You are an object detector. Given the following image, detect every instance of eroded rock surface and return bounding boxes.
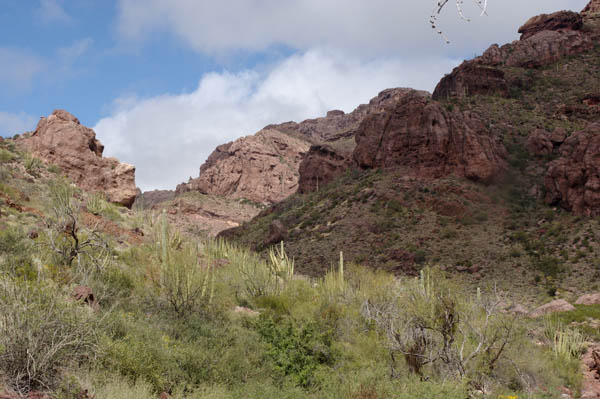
[297,145,353,194]
[179,88,420,204]
[18,110,137,207]
[352,91,507,184]
[177,129,309,204]
[518,11,583,41]
[545,124,600,216]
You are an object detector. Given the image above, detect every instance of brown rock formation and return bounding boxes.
[18,110,137,207]
[352,91,507,184]
[576,293,600,305]
[180,88,420,204]
[297,145,353,193]
[518,11,583,41]
[435,8,596,100]
[529,299,575,318]
[526,129,554,157]
[545,124,600,216]
[271,88,420,143]
[432,64,508,100]
[177,129,310,204]
[582,0,600,18]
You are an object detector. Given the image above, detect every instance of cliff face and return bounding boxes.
[178,88,422,204]
[18,110,137,207]
[176,129,310,204]
[352,91,507,184]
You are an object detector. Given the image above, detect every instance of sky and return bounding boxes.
[0,0,589,191]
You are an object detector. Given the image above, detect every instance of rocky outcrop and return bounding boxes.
[434,7,596,100]
[433,64,508,100]
[271,88,419,143]
[518,11,583,41]
[352,91,507,184]
[582,346,600,399]
[582,0,600,18]
[526,129,554,157]
[177,129,310,204]
[576,293,600,305]
[297,145,353,193]
[180,88,420,204]
[18,110,137,207]
[529,299,575,318]
[545,124,600,216]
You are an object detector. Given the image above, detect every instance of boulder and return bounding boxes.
[72,285,98,309]
[526,129,554,157]
[545,124,600,216]
[297,145,353,194]
[529,299,575,317]
[352,91,507,184]
[432,64,508,100]
[518,11,583,41]
[18,110,137,207]
[576,293,600,305]
[233,306,260,317]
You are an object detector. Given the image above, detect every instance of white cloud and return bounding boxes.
[0,48,46,93]
[94,49,459,191]
[0,111,37,137]
[37,0,71,24]
[116,0,589,57]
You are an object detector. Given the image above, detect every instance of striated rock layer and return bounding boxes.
[18,110,137,207]
[353,91,507,184]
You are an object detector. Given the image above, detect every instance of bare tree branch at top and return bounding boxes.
[431,0,489,43]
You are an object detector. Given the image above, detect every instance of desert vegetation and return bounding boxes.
[0,139,591,398]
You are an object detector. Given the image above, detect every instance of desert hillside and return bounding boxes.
[1,2,600,399]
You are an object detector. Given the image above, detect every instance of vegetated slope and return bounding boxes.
[0,137,594,399]
[222,5,600,301]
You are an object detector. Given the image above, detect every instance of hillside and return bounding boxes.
[2,2,600,399]
[222,4,600,303]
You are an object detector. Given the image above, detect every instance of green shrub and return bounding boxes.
[24,154,42,176]
[0,279,99,392]
[0,227,36,280]
[151,211,214,316]
[255,315,337,388]
[0,148,15,163]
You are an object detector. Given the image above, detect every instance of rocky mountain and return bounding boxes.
[177,88,421,204]
[220,0,600,280]
[17,110,138,207]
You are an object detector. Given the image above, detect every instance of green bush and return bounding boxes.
[0,226,36,280]
[255,315,337,388]
[0,279,99,392]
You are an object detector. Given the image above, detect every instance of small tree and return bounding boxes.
[42,180,109,273]
[361,268,518,392]
[0,278,99,393]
